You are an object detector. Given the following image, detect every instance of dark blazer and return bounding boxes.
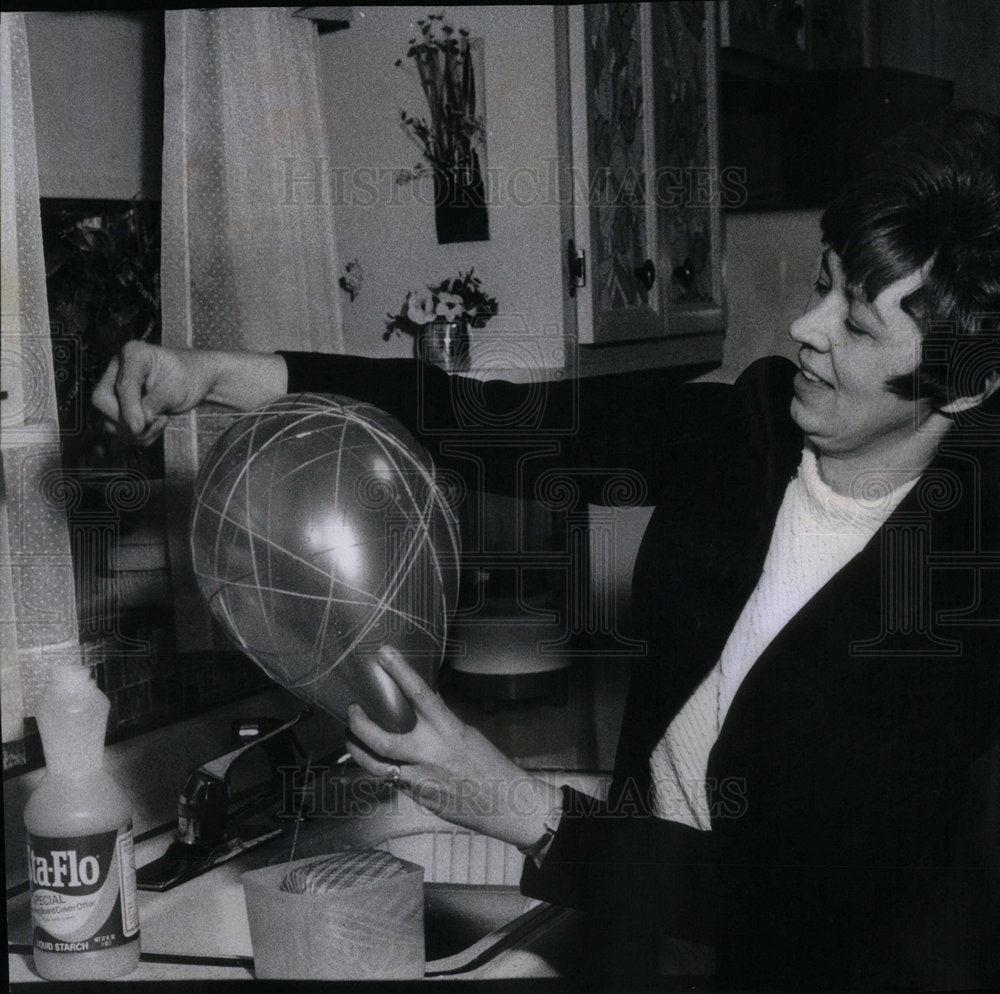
[282,352,1000,990]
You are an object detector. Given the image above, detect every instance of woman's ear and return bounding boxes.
[938,370,1000,415]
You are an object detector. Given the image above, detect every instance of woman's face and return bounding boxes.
[789,249,940,468]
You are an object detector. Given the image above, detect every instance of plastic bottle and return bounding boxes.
[23,663,140,980]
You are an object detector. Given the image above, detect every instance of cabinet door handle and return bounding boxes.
[634,259,656,291]
[567,239,586,296]
[672,257,695,290]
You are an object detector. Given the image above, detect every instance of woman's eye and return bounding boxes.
[813,280,832,296]
[845,317,868,337]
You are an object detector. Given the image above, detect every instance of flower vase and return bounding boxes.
[433,165,490,245]
[417,319,471,373]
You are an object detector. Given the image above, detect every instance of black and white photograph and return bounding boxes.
[3,4,999,991]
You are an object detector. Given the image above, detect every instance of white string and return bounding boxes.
[287,751,314,869]
[190,395,460,697]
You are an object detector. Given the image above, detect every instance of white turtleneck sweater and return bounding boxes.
[649,445,919,828]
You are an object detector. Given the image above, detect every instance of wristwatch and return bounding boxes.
[517,788,565,860]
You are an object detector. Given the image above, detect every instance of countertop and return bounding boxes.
[6,689,610,987]
[8,821,587,985]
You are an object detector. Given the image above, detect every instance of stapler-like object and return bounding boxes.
[137,709,312,891]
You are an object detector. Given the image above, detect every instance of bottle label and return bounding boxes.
[27,823,140,953]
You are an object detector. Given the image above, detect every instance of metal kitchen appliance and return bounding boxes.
[136,709,312,891]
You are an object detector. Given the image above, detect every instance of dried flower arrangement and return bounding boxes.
[395,13,485,180]
[395,13,490,242]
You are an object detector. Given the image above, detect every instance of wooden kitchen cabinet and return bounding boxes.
[718,0,871,71]
[874,0,1000,114]
[557,3,726,354]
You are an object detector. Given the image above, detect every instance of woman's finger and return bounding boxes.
[92,355,122,423]
[346,732,410,785]
[348,702,410,761]
[375,646,455,730]
[136,415,169,447]
[345,734,395,772]
[115,345,151,435]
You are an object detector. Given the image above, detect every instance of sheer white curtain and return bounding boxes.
[1,12,81,756]
[160,8,345,649]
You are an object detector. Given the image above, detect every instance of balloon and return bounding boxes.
[190,393,460,733]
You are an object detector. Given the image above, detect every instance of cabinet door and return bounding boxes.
[651,2,725,336]
[567,3,724,345]
[568,3,663,344]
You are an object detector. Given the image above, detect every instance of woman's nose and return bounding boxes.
[790,293,840,351]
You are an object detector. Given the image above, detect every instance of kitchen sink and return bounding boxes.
[370,828,539,965]
[215,769,603,977]
[423,882,536,962]
[243,813,546,972]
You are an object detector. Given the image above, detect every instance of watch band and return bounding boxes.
[517,788,565,859]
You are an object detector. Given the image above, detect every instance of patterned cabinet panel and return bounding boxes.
[568,3,724,346]
[587,3,648,316]
[653,1,724,333]
[569,3,662,344]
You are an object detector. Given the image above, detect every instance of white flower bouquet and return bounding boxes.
[384,269,498,341]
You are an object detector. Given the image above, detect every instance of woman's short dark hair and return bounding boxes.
[820,108,1000,408]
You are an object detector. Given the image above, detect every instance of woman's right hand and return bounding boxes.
[347,647,563,849]
[92,342,211,446]
[92,342,289,445]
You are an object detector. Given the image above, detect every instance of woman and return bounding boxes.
[95,110,1000,988]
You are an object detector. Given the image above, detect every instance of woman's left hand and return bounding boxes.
[347,646,562,850]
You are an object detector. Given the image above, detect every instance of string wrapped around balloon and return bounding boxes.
[190,393,460,732]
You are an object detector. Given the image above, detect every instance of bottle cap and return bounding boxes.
[36,663,110,774]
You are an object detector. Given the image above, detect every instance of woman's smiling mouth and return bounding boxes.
[797,363,833,388]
